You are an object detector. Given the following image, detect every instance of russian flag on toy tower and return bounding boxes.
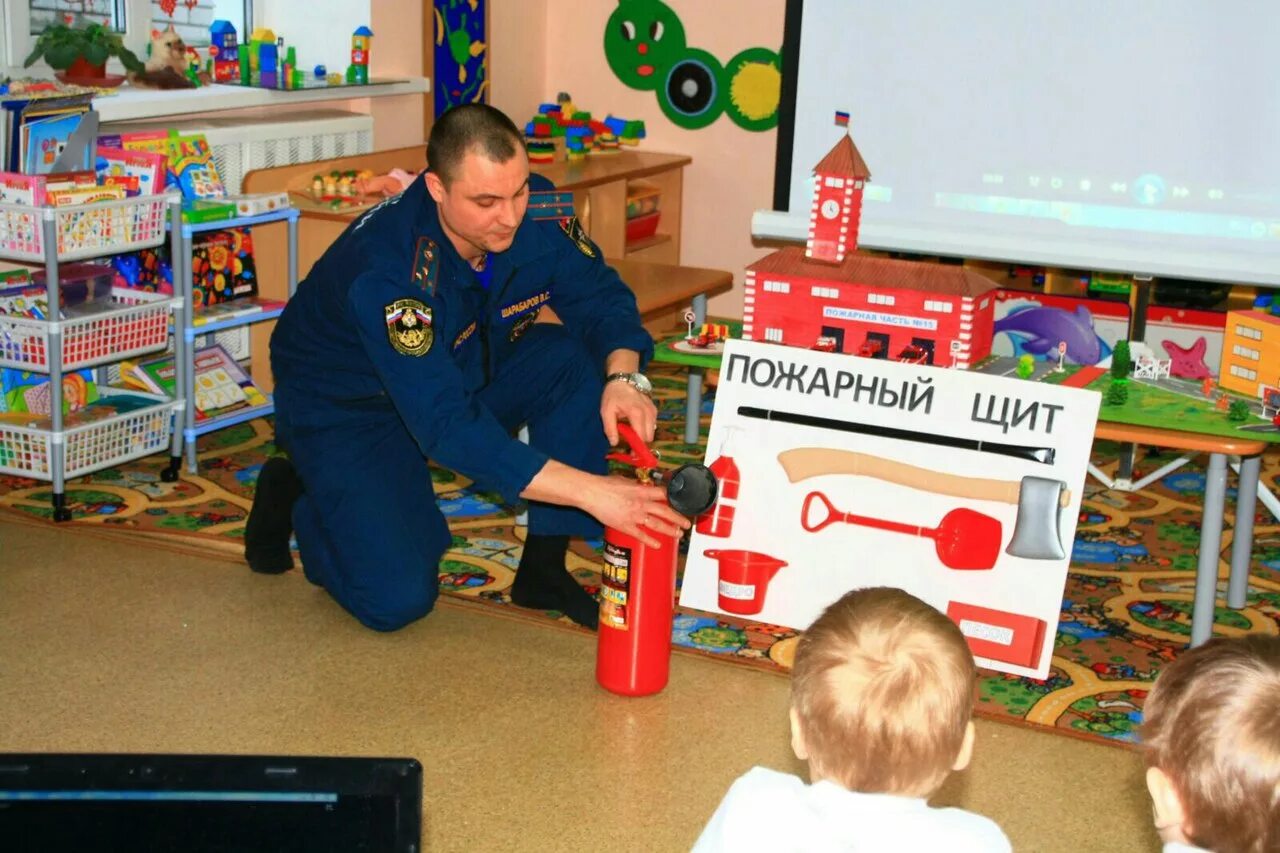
[834,111,850,127]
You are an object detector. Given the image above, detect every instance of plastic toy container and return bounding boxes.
[625,181,661,219]
[0,389,177,479]
[0,195,169,263]
[625,211,661,244]
[0,288,171,372]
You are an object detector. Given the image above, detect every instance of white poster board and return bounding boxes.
[679,340,1101,678]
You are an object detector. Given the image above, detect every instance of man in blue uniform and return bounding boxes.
[244,104,688,631]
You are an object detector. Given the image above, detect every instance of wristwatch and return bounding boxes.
[605,371,653,398]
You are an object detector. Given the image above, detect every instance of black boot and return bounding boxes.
[244,456,303,574]
[509,533,599,629]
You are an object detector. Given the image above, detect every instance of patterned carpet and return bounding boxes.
[3,365,1278,747]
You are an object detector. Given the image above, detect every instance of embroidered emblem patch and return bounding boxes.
[384,299,433,356]
[509,312,538,342]
[411,237,439,294]
[560,216,596,258]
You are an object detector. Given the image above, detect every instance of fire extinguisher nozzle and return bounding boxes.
[666,464,719,516]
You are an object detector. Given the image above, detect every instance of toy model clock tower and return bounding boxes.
[805,120,871,264]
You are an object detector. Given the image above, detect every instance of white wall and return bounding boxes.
[255,0,372,78]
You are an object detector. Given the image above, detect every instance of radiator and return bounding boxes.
[101,109,375,193]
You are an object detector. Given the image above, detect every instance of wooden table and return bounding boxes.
[1093,422,1269,646]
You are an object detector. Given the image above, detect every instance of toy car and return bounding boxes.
[811,336,838,353]
[898,344,929,364]
[857,340,883,358]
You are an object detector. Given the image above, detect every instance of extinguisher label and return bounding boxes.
[600,541,632,630]
[718,580,756,601]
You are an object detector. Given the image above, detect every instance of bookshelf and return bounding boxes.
[160,206,300,479]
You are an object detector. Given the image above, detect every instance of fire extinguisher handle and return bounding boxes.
[606,422,660,469]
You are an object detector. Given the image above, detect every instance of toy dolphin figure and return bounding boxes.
[994,304,1102,365]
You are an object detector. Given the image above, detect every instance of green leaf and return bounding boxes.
[23,45,44,68]
[45,43,79,70]
[83,42,108,66]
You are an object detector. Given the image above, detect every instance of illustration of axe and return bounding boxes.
[776,447,1070,560]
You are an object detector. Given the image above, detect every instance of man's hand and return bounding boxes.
[601,379,657,446]
[583,475,691,547]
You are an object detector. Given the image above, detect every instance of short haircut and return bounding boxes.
[790,587,976,797]
[426,104,525,187]
[1141,635,1280,853]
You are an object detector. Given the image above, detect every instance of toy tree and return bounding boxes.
[1105,380,1129,406]
[1111,340,1131,380]
[1016,354,1035,379]
[1228,400,1250,421]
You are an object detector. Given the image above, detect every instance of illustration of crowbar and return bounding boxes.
[776,447,1071,561]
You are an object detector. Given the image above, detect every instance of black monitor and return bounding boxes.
[0,754,422,852]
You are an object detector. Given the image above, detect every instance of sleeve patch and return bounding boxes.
[559,215,597,258]
[385,299,434,356]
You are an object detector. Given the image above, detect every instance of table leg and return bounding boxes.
[1191,453,1228,646]
[1227,454,1261,610]
[685,367,704,445]
[683,293,709,446]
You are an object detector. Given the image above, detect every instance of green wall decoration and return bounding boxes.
[604,0,779,131]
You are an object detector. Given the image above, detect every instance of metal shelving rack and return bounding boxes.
[0,195,183,520]
[161,207,299,479]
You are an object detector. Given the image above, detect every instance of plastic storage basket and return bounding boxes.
[0,288,172,372]
[0,390,177,480]
[0,195,169,263]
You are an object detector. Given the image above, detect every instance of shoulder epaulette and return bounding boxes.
[528,190,574,221]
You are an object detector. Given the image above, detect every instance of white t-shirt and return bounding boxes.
[691,766,1011,853]
[1164,843,1213,853]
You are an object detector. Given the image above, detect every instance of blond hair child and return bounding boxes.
[692,587,1010,852]
[1142,634,1280,853]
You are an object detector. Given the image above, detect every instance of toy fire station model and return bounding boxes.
[743,125,997,368]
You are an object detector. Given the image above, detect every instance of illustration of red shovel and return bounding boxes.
[800,491,1002,570]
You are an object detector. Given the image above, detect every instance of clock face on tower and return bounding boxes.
[820,198,840,220]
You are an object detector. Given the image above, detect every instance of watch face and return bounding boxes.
[820,198,840,220]
[633,372,653,394]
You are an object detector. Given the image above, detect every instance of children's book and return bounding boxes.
[166,133,226,201]
[192,297,284,327]
[191,227,258,306]
[0,171,46,205]
[95,147,168,197]
[120,353,177,397]
[1,368,98,415]
[21,111,88,175]
[192,343,266,420]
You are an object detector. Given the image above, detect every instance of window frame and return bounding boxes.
[3,0,252,75]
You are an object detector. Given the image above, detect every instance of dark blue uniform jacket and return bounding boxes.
[271,172,654,504]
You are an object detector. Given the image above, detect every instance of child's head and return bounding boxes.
[788,586,976,798]
[1141,635,1280,853]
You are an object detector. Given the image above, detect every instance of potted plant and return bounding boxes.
[23,21,145,83]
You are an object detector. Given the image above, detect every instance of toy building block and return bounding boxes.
[209,19,240,83]
[1219,307,1279,397]
[348,26,373,84]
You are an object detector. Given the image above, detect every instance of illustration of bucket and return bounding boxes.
[703,549,787,615]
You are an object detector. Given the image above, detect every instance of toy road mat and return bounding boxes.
[1,364,1278,747]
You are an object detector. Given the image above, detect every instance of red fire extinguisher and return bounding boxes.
[596,423,717,697]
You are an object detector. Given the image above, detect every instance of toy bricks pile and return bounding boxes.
[524,94,645,164]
